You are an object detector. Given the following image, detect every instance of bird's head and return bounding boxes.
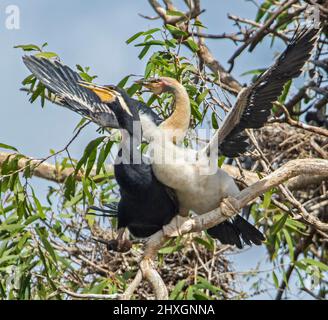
[79,81,141,137]
[135,76,180,95]
[79,81,134,118]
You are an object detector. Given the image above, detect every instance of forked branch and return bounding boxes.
[122,158,328,299]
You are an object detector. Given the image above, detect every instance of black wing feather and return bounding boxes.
[219,27,319,157]
[23,55,163,127]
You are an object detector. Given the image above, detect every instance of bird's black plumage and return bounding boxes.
[207,215,265,249]
[218,27,319,157]
[22,55,163,128]
[22,55,178,238]
[98,90,179,237]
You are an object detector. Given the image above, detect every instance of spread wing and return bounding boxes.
[23,55,120,128]
[204,27,319,158]
[23,56,164,128]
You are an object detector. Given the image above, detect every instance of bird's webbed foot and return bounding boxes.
[220,196,240,218]
[162,215,193,238]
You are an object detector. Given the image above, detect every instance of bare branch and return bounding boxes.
[0,151,114,183]
[228,0,299,70]
[123,158,328,298]
[276,103,328,138]
[147,0,242,94]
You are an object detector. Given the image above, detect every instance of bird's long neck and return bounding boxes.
[118,123,142,164]
[160,82,191,144]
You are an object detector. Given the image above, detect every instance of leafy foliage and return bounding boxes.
[1,0,328,300]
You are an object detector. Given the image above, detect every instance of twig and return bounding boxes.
[58,286,119,300]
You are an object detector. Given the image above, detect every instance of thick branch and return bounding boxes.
[1,151,326,190]
[0,152,114,183]
[124,158,328,299]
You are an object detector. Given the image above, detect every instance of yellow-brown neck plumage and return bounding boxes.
[160,78,191,144]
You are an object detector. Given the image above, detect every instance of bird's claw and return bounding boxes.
[162,215,192,237]
[220,196,240,217]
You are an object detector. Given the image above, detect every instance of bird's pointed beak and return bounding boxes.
[134,78,152,88]
[134,78,145,85]
[78,81,115,103]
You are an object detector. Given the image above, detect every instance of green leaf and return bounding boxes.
[64,194,83,208]
[138,46,151,60]
[197,277,222,296]
[127,83,141,96]
[272,214,288,235]
[169,280,186,300]
[86,146,98,178]
[211,113,219,129]
[126,31,144,44]
[190,100,203,120]
[135,40,165,47]
[186,286,194,300]
[22,74,36,86]
[79,72,97,82]
[29,83,46,105]
[255,0,273,22]
[24,214,42,226]
[302,258,328,272]
[218,156,225,168]
[36,228,57,263]
[32,192,46,219]
[159,244,183,254]
[75,136,106,174]
[186,38,199,52]
[282,229,294,262]
[262,190,272,209]
[278,80,292,104]
[34,52,58,59]
[96,141,113,174]
[193,20,207,29]
[166,10,185,17]
[0,143,18,152]
[142,28,161,36]
[117,76,130,88]
[194,237,214,251]
[166,24,188,37]
[196,89,209,105]
[272,271,279,288]
[0,223,24,233]
[14,44,42,52]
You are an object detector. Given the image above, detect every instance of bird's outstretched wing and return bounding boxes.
[23,56,164,128]
[204,27,320,158]
[23,55,120,128]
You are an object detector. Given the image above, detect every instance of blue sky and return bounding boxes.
[0,1,298,299]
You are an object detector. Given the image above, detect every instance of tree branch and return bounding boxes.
[123,158,328,299]
[147,0,242,95]
[1,151,326,190]
[0,151,114,183]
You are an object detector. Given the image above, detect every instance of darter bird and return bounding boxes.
[134,27,319,248]
[22,56,179,247]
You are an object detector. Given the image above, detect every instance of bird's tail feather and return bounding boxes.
[88,203,119,217]
[207,214,265,248]
[207,222,243,249]
[234,215,265,246]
